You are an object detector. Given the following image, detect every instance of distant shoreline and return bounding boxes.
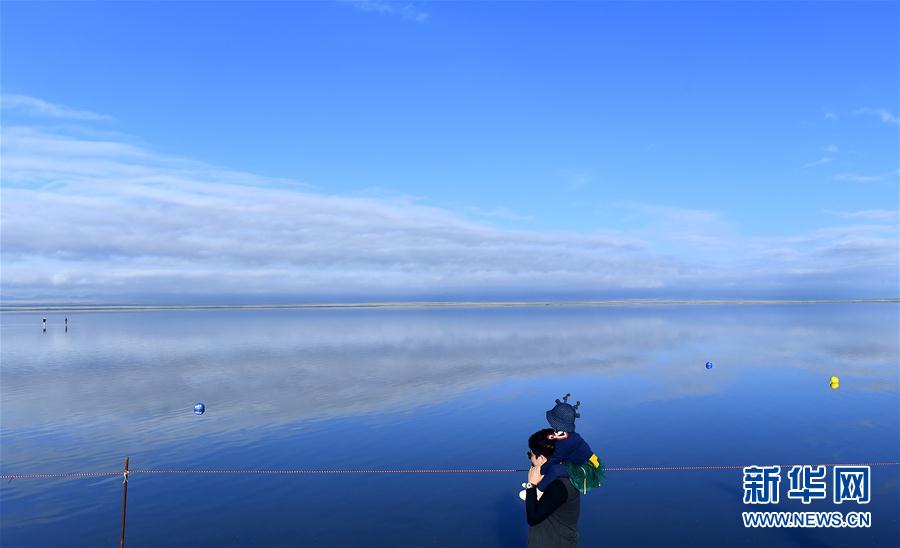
[1,299,898,312]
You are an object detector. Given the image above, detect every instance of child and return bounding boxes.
[538,394,603,494]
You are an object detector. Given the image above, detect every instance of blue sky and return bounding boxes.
[1,1,898,303]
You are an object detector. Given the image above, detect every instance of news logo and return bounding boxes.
[741,465,872,529]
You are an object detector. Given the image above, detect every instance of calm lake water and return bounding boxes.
[1,304,898,547]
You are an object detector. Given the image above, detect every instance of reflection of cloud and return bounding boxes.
[1,311,668,433]
[2,305,896,469]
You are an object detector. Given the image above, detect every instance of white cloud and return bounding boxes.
[1,94,111,121]
[802,157,832,168]
[2,125,674,301]
[823,209,899,222]
[559,170,595,190]
[854,107,900,125]
[824,144,839,154]
[833,173,885,183]
[344,0,429,22]
[1,111,897,303]
[466,206,534,222]
[620,201,724,226]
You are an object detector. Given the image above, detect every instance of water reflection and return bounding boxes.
[2,306,896,460]
[1,305,898,547]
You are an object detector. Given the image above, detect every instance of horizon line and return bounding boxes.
[2,298,898,313]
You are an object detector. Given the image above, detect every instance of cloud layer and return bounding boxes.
[1,99,898,303]
[1,94,111,121]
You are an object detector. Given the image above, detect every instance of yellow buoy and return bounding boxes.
[829,375,840,390]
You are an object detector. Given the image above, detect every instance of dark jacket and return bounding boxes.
[538,432,593,491]
[526,477,580,548]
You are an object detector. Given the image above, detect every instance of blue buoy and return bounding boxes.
[705,361,713,369]
[193,403,205,415]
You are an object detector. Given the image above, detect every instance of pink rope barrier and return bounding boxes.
[3,461,898,480]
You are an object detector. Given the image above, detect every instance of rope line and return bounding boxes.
[3,461,899,480]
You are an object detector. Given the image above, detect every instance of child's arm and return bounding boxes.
[536,463,568,491]
[539,455,564,476]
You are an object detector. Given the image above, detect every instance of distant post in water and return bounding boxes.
[42,318,47,332]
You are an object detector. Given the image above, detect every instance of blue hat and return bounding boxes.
[546,393,580,432]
